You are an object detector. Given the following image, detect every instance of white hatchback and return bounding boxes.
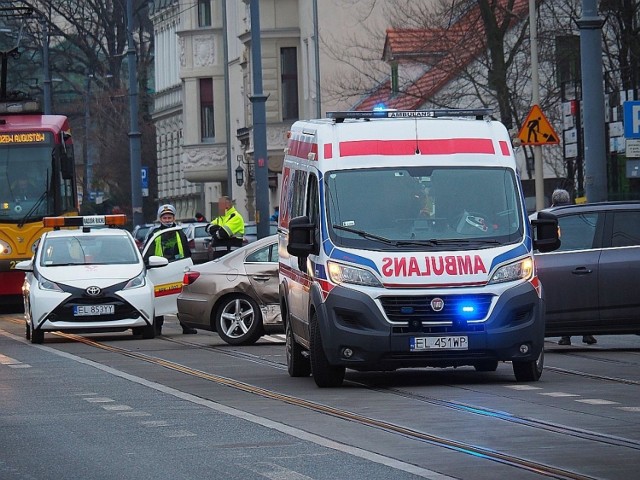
[16,215,193,343]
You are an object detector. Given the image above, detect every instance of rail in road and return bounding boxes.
[2,314,640,479]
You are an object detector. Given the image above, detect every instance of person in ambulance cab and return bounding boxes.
[145,204,197,335]
[206,196,245,259]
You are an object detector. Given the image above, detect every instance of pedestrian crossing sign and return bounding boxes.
[517,105,559,146]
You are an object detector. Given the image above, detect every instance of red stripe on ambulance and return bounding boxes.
[339,138,495,157]
[381,255,487,277]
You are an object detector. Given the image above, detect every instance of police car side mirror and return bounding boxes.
[287,215,316,257]
[531,211,561,253]
[14,259,33,272]
[147,255,169,268]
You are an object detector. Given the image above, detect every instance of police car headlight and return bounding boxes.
[0,239,11,255]
[489,257,533,284]
[123,272,146,290]
[39,276,63,292]
[327,261,382,287]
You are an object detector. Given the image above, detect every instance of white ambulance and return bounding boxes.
[278,109,559,387]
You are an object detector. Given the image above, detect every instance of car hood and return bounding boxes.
[39,264,143,285]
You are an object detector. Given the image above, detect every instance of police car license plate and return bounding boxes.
[74,305,114,316]
[410,336,468,351]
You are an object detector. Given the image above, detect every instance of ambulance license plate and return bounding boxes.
[410,336,468,351]
[74,305,115,316]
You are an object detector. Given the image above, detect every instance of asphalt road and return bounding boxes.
[2,312,639,480]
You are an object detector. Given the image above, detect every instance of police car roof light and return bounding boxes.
[43,214,127,229]
[327,109,493,123]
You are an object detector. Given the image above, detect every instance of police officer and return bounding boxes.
[148,204,197,335]
[206,196,245,259]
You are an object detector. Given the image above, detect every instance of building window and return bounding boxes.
[391,64,399,93]
[198,0,211,27]
[200,78,214,141]
[280,47,299,120]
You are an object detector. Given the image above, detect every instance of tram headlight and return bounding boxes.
[0,240,11,255]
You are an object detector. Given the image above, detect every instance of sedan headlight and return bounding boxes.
[327,261,383,287]
[39,276,63,292]
[123,272,146,290]
[489,257,533,284]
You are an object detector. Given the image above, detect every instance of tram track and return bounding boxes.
[33,331,634,480]
[2,317,637,479]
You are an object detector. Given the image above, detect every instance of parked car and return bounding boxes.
[242,221,278,244]
[182,222,210,264]
[177,235,282,345]
[132,223,158,251]
[533,201,640,337]
[14,215,187,343]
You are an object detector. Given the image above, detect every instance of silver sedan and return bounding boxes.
[177,235,282,345]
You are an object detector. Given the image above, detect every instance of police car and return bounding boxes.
[16,215,192,344]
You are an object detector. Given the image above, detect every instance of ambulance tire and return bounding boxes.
[513,350,544,382]
[309,312,345,387]
[474,359,499,372]
[25,322,31,340]
[30,327,44,344]
[286,319,310,377]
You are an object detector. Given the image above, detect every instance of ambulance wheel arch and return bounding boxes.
[142,226,193,316]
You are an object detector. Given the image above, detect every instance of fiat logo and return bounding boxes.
[85,286,101,297]
[430,297,445,312]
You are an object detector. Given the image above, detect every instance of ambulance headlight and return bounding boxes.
[123,272,146,290]
[489,257,533,284]
[327,261,382,287]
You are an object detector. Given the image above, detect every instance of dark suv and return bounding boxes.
[533,202,640,337]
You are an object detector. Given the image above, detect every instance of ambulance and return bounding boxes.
[278,109,559,387]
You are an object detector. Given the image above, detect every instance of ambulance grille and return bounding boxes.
[380,294,493,323]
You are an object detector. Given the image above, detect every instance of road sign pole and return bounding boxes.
[528,0,545,211]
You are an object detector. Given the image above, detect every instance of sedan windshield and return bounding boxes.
[41,235,139,266]
[325,166,523,250]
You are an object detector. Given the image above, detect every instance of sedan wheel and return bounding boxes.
[215,295,263,345]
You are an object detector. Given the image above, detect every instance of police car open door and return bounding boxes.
[142,226,194,316]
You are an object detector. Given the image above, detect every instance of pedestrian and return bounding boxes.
[195,212,207,223]
[147,204,198,335]
[206,196,245,259]
[270,206,279,222]
[551,189,597,346]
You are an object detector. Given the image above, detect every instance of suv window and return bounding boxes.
[611,211,640,247]
[556,213,599,252]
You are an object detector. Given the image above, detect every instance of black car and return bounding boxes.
[533,201,640,337]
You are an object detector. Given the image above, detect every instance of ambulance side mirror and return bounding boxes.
[287,215,317,257]
[531,211,560,253]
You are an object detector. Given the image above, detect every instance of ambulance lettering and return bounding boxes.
[381,255,487,277]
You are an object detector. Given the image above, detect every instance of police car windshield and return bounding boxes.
[40,235,139,266]
[325,166,523,250]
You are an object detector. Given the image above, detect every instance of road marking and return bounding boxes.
[101,404,134,411]
[140,420,171,427]
[117,411,152,417]
[617,407,640,412]
[164,429,197,438]
[575,399,619,405]
[505,385,542,391]
[0,353,29,367]
[539,392,580,397]
[83,397,115,403]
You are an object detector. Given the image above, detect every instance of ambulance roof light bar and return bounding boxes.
[43,215,127,230]
[327,108,493,123]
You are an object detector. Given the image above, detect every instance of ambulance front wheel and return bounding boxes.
[309,312,345,387]
[513,350,544,382]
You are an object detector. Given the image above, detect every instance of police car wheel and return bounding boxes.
[215,295,263,346]
[309,312,345,388]
[30,328,44,344]
[286,318,310,377]
[513,350,544,382]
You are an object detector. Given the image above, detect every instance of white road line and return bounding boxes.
[83,397,115,403]
[575,399,619,405]
[539,392,580,397]
[505,385,542,391]
[617,407,640,412]
[101,404,134,411]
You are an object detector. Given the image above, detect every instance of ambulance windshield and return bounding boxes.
[325,166,523,250]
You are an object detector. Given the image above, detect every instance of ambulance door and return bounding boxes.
[143,226,194,316]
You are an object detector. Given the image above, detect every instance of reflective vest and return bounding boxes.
[210,206,245,239]
[154,231,185,259]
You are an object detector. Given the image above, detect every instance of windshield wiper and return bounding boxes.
[396,238,501,248]
[332,224,395,245]
[18,190,48,228]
